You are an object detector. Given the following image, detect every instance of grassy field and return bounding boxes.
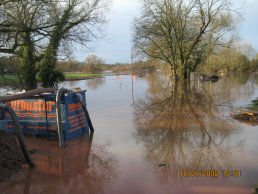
[64,73,101,79]
[0,73,102,85]
[0,74,19,85]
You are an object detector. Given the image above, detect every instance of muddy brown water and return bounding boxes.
[0,73,258,194]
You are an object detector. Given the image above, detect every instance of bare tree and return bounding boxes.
[0,0,51,88]
[133,0,242,81]
[84,54,105,73]
[39,0,110,87]
[0,0,110,89]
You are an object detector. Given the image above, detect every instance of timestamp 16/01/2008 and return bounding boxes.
[179,169,241,177]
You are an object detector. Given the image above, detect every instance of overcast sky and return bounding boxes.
[74,0,258,64]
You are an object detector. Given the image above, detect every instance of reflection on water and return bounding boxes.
[197,73,258,108]
[134,73,258,192]
[63,77,106,90]
[134,78,242,182]
[86,77,106,90]
[0,133,118,194]
[1,73,258,194]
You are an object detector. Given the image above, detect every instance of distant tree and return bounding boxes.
[133,0,242,81]
[84,54,105,73]
[250,54,258,72]
[235,54,250,72]
[56,60,81,73]
[236,43,257,60]
[203,48,238,73]
[202,46,255,73]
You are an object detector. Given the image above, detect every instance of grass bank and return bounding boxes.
[0,75,19,85]
[64,73,102,80]
[0,73,103,86]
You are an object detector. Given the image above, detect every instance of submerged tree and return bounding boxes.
[0,0,110,89]
[133,0,242,81]
[133,74,245,182]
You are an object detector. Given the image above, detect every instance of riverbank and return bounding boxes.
[0,75,18,86]
[0,72,134,86]
[64,73,102,81]
[0,73,103,86]
[0,131,25,182]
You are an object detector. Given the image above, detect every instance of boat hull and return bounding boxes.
[0,91,89,141]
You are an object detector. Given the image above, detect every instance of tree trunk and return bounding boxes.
[38,47,57,87]
[19,33,37,90]
[38,23,65,88]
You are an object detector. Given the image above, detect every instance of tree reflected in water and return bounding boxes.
[86,77,106,90]
[134,75,246,183]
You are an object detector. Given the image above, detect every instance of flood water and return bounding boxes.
[1,72,258,194]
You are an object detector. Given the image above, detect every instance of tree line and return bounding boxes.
[0,54,156,76]
[1,46,257,85]
[0,0,257,90]
[56,55,157,74]
[202,45,258,73]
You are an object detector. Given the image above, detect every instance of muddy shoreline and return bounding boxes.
[0,131,25,182]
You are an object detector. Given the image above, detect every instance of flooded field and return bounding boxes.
[0,73,258,194]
